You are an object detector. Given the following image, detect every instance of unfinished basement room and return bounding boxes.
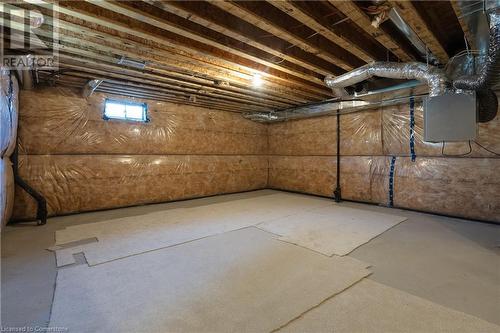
[1,0,499,332]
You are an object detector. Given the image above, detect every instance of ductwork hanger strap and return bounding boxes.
[409,96,416,162]
[388,156,397,207]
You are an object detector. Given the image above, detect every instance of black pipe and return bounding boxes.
[334,110,342,202]
[11,147,47,225]
[6,71,47,225]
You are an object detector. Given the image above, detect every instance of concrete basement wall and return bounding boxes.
[12,87,268,219]
[11,86,500,223]
[268,101,500,223]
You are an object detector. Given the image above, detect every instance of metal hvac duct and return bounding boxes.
[324,62,448,97]
[82,79,104,97]
[243,95,426,123]
[453,9,500,90]
[21,69,34,90]
[387,8,439,65]
[18,55,35,90]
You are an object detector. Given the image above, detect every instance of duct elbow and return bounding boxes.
[453,9,500,91]
[82,79,104,98]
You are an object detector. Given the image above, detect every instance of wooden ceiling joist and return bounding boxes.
[207,0,364,72]
[449,1,476,50]
[43,72,260,113]
[8,0,466,113]
[147,0,347,75]
[280,1,400,61]
[268,0,378,64]
[56,54,277,110]
[14,0,340,113]
[328,0,414,61]
[17,8,320,105]
[5,21,295,110]
[81,0,330,83]
[39,73,258,113]
[388,1,450,63]
[5,18,307,108]
[28,0,331,96]
[43,36,295,109]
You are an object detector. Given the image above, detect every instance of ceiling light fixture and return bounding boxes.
[252,73,263,87]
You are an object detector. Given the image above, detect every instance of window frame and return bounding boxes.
[103,98,149,123]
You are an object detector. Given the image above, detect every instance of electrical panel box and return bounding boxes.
[424,92,477,142]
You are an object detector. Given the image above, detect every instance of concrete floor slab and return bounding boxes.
[54,192,331,265]
[2,190,499,329]
[49,227,370,333]
[279,279,500,332]
[258,205,406,256]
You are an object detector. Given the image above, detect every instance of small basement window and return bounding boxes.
[104,99,149,122]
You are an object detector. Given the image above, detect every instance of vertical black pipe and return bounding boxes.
[334,110,342,202]
[7,71,47,225]
[11,147,47,225]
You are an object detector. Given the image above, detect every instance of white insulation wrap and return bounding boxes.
[1,67,19,158]
[1,67,18,227]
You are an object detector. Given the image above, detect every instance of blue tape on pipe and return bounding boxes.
[409,97,416,162]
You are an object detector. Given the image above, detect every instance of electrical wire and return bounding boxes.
[269,55,285,64]
[473,140,500,156]
[441,140,472,157]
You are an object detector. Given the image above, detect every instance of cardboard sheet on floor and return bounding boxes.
[54,193,331,265]
[279,279,500,332]
[48,238,98,267]
[258,205,406,256]
[49,227,371,333]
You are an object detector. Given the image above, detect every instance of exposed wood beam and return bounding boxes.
[44,34,294,108]
[36,73,256,113]
[96,84,259,112]
[449,0,476,50]
[3,9,295,108]
[268,0,375,63]
[42,72,259,113]
[96,88,252,113]
[82,0,330,83]
[328,0,414,61]
[4,19,293,109]
[167,0,358,72]
[410,1,465,57]
[207,0,362,72]
[28,46,275,111]
[97,89,247,112]
[25,0,330,98]
[389,1,450,63]
[23,9,320,104]
[147,0,346,75]
[56,53,276,110]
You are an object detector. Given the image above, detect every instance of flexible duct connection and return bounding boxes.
[82,79,103,97]
[325,62,448,97]
[453,9,500,90]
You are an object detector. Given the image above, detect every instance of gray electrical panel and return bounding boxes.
[423,92,477,142]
